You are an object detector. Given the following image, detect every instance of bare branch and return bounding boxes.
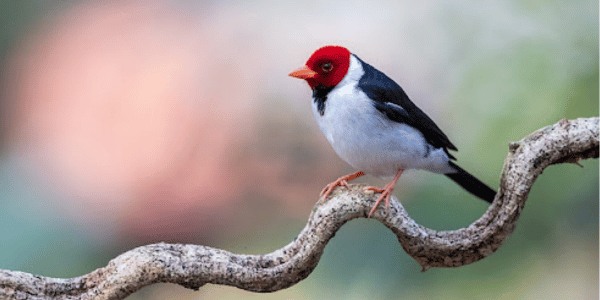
[0,117,598,300]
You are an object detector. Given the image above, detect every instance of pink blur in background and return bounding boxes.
[4,1,345,243]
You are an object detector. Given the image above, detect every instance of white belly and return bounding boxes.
[313,84,453,178]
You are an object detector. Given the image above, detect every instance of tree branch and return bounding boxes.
[0,117,598,300]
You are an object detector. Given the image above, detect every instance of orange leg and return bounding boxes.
[364,169,404,217]
[320,171,365,200]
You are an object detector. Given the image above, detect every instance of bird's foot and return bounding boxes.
[320,171,365,201]
[364,184,395,218]
[363,168,404,218]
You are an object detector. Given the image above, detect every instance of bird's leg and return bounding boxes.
[364,169,404,217]
[320,171,365,200]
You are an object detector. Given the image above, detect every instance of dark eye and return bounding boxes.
[321,62,333,72]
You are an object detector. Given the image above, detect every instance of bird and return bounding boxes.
[289,45,496,217]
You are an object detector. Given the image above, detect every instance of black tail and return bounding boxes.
[445,161,496,203]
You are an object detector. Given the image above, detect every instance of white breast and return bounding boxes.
[312,55,453,178]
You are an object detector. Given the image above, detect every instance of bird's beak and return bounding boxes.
[289,66,317,79]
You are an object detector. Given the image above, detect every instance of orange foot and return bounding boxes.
[320,171,365,201]
[364,169,404,217]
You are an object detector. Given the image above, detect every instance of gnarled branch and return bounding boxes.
[0,117,598,300]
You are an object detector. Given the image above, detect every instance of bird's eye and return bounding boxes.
[321,62,333,72]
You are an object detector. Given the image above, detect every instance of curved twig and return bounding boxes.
[0,117,598,300]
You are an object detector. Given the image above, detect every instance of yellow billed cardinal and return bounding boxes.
[289,45,495,217]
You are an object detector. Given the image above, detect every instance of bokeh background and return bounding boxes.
[0,1,598,299]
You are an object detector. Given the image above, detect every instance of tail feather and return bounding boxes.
[445,161,496,203]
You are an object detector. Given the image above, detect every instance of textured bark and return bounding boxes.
[0,117,598,300]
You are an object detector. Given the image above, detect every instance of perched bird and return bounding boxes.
[289,45,495,217]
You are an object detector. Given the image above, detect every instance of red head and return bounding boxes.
[289,45,351,89]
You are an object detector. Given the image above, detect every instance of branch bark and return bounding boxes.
[0,117,598,300]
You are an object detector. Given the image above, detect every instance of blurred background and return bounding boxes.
[0,1,597,299]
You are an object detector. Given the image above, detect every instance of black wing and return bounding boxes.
[354,55,458,158]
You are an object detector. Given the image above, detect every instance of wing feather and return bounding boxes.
[354,55,458,157]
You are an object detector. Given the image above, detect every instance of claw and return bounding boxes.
[320,171,365,201]
[368,189,393,217]
[365,169,404,218]
[363,186,385,194]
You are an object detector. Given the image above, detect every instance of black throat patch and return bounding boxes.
[313,85,334,116]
